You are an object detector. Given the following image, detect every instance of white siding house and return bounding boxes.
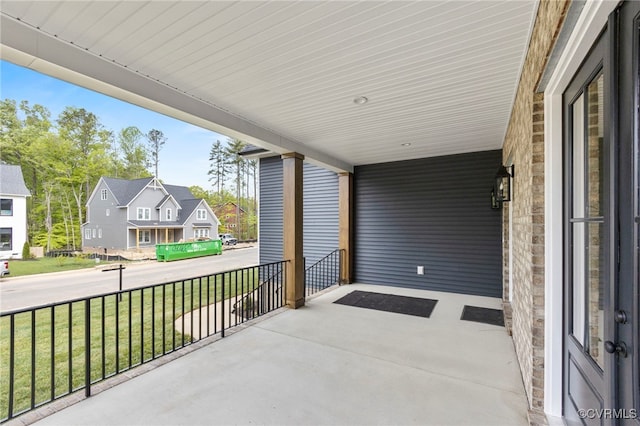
[0,164,31,259]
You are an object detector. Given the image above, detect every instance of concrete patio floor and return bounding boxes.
[31,283,528,425]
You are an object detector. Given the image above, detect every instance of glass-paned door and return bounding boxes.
[570,74,605,368]
[564,33,608,426]
[564,2,640,424]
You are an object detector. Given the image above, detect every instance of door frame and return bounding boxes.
[543,0,619,418]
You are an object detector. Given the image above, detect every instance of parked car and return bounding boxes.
[219,233,238,246]
[0,260,9,277]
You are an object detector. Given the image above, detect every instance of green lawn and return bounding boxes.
[6,257,117,277]
[0,269,265,421]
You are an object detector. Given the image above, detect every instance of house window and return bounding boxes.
[194,229,210,239]
[139,230,151,244]
[137,207,151,220]
[100,189,108,200]
[196,209,207,220]
[85,228,91,240]
[98,229,102,239]
[92,229,97,238]
[0,228,12,251]
[0,199,13,216]
[166,208,172,221]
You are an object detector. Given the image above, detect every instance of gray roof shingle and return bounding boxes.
[99,177,208,226]
[102,177,154,206]
[0,164,31,197]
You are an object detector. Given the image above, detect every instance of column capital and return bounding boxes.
[281,152,305,161]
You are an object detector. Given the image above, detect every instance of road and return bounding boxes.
[0,247,258,313]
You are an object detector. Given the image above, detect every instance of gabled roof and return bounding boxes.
[180,199,221,226]
[163,184,195,203]
[177,198,202,225]
[102,177,157,206]
[155,194,178,210]
[0,164,31,197]
[214,202,247,214]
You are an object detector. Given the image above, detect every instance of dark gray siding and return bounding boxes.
[259,157,283,263]
[354,150,503,298]
[258,158,339,265]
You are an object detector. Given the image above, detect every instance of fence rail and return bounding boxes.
[0,260,286,423]
[305,249,343,296]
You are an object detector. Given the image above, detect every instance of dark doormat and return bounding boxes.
[333,290,437,318]
[460,305,505,326]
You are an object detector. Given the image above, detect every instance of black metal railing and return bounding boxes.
[231,267,284,321]
[305,249,343,296]
[0,260,286,423]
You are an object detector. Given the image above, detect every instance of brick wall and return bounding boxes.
[501,1,569,425]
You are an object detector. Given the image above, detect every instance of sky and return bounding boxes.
[0,59,229,190]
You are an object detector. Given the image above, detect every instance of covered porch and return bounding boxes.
[127,225,184,250]
[27,284,527,426]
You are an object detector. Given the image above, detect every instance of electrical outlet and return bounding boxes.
[417,266,424,275]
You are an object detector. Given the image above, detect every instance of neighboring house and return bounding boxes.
[0,164,31,259]
[82,177,220,251]
[213,202,246,233]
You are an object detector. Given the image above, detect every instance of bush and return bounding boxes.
[22,241,32,260]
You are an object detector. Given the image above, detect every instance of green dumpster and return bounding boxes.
[156,239,222,262]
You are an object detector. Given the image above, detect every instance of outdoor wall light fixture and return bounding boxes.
[494,164,514,203]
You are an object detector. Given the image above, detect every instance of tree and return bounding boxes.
[208,139,230,193]
[225,138,247,238]
[118,126,150,179]
[57,107,111,248]
[0,100,53,195]
[146,129,166,179]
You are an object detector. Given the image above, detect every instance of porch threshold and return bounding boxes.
[29,284,528,426]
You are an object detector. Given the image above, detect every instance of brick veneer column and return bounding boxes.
[530,92,546,422]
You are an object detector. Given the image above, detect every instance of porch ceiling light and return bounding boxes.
[353,96,368,105]
[494,165,514,203]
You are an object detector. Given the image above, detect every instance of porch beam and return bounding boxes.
[282,152,305,308]
[338,172,354,284]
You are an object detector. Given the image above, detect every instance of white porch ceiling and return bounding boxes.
[0,1,537,171]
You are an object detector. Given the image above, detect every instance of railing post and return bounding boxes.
[221,273,225,338]
[85,298,91,398]
[339,249,344,285]
[8,314,15,419]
